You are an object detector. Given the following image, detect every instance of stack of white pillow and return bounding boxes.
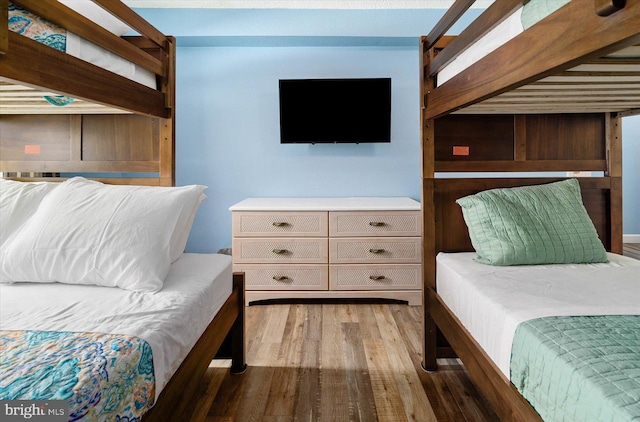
[0,177,206,292]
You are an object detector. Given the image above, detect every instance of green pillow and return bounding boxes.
[520,0,570,30]
[456,179,608,266]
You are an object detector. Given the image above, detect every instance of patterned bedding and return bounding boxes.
[0,330,155,422]
[8,3,75,106]
[511,315,640,421]
[8,4,67,52]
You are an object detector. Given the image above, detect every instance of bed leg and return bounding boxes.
[421,305,438,372]
[230,272,247,375]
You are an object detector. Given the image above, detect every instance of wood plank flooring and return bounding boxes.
[189,244,640,421]
[190,303,497,422]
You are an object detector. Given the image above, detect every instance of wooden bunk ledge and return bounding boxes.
[0,32,170,118]
[0,0,7,55]
[424,0,640,119]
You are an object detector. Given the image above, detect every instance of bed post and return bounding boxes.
[230,272,247,374]
[421,36,438,372]
[607,113,623,254]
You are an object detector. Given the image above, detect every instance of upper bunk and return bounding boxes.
[421,0,640,119]
[0,0,175,118]
[0,0,176,186]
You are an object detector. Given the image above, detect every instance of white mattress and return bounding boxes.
[66,34,156,89]
[0,253,233,400]
[437,8,524,86]
[60,0,156,89]
[436,252,640,377]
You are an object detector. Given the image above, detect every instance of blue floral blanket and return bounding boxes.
[8,3,67,52]
[0,330,155,422]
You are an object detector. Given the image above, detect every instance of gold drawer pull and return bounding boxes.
[273,276,290,282]
[369,275,386,281]
[272,222,289,227]
[369,222,386,227]
[272,249,289,254]
[369,248,386,254]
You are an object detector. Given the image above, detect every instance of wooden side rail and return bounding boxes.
[0,0,7,55]
[423,0,475,51]
[0,33,168,116]
[92,0,167,48]
[11,0,165,77]
[423,0,640,118]
[426,0,524,78]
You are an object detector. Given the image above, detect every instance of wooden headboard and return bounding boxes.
[421,111,623,370]
[0,114,175,186]
[422,111,623,293]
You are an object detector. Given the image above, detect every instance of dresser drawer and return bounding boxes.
[233,211,328,237]
[329,211,421,237]
[233,238,328,264]
[329,237,421,264]
[329,264,421,290]
[235,264,328,291]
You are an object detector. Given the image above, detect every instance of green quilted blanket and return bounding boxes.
[511,315,640,421]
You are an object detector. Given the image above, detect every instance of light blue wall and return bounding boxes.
[176,45,420,252]
[137,8,640,252]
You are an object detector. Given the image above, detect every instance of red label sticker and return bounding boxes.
[453,146,469,156]
[25,145,41,155]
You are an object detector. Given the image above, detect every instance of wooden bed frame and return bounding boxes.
[420,0,637,420]
[0,0,174,117]
[0,1,247,419]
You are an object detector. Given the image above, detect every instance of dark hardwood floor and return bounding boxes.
[188,244,639,421]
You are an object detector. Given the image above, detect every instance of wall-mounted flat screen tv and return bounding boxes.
[279,78,391,144]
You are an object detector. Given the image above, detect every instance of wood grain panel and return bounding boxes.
[524,114,606,160]
[0,115,72,161]
[82,115,159,162]
[434,115,514,162]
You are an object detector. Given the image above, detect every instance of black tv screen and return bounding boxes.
[279,78,391,144]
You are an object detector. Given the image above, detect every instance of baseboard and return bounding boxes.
[623,234,640,243]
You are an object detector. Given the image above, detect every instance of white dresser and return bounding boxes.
[229,197,422,305]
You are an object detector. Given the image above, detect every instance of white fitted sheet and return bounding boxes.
[65,34,156,89]
[0,253,233,400]
[436,252,640,377]
[437,8,524,86]
[61,0,156,89]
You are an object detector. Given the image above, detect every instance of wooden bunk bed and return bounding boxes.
[0,1,247,421]
[420,0,639,420]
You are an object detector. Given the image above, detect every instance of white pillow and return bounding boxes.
[170,192,206,263]
[0,179,59,247]
[0,177,206,292]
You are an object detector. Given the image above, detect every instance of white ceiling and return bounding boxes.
[123,0,492,9]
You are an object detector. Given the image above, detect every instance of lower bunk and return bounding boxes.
[429,252,640,421]
[0,178,246,421]
[1,254,246,421]
[424,178,640,421]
